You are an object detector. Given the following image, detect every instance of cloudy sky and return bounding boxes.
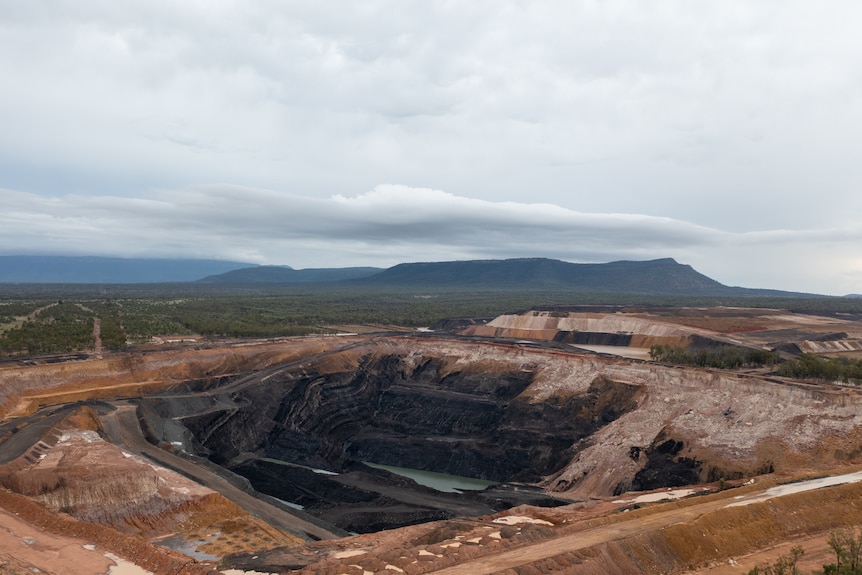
[1,2,861,295]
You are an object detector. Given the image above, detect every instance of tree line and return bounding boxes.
[649,344,780,369]
[745,528,862,574]
[776,354,862,385]
[649,343,862,385]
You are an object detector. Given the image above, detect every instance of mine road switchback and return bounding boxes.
[96,400,347,541]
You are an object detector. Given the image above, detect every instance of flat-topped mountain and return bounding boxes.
[0,255,819,296]
[356,257,726,293]
[352,257,816,296]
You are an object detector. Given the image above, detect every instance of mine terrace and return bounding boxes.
[2,305,862,574]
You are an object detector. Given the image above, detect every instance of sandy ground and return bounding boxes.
[0,502,279,575]
[683,535,837,575]
[0,505,116,575]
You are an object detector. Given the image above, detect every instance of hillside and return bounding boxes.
[0,255,822,297]
[354,258,721,292]
[354,257,754,295]
[198,265,382,283]
[0,256,252,283]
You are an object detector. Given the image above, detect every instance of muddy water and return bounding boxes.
[153,535,219,561]
[362,462,498,493]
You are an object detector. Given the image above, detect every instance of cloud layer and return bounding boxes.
[1,2,861,294]
[2,185,860,295]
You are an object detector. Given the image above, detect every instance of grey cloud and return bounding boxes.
[1,184,708,246]
[3,184,859,294]
[2,2,862,294]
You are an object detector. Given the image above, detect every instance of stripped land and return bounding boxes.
[1,306,862,573]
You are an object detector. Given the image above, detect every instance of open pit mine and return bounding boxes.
[2,307,862,574]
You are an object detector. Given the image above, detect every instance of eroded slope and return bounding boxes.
[133,336,862,535]
[3,318,862,573]
[140,340,638,532]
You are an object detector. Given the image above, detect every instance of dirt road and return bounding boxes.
[428,467,862,575]
[92,316,101,355]
[97,402,346,541]
[427,497,738,575]
[0,405,73,465]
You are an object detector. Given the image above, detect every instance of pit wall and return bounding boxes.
[4,335,862,503]
[540,350,862,496]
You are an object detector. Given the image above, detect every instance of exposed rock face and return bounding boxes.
[463,310,699,348]
[146,344,638,531]
[8,332,862,538]
[174,349,639,483]
[0,427,213,534]
[129,336,862,525]
[461,307,862,358]
[0,410,305,566]
[624,435,702,494]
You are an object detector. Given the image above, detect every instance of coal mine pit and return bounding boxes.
[138,349,641,533]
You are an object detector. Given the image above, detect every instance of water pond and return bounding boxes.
[362,461,498,493]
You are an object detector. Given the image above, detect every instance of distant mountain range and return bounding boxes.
[197,265,382,283]
[358,257,723,293]
[348,257,820,296]
[0,256,250,284]
[0,255,825,297]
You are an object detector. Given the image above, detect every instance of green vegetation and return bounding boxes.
[1,286,632,356]
[745,545,803,575]
[648,345,862,383]
[744,529,862,574]
[649,344,780,369]
[0,302,94,356]
[0,301,52,328]
[824,528,862,575]
[0,301,52,318]
[96,299,194,342]
[84,300,143,348]
[2,282,862,360]
[777,354,862,385]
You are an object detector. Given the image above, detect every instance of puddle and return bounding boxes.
[362,461,497,493]
[154,533,220,561]
[105,552,154,575]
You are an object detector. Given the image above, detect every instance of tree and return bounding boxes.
[746,546,804,575]
[826,528,862,574]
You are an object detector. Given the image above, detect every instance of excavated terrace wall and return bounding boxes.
[145,337,862,506]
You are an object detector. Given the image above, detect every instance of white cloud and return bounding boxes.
[1,2,861,294]
[2,184,860,294]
